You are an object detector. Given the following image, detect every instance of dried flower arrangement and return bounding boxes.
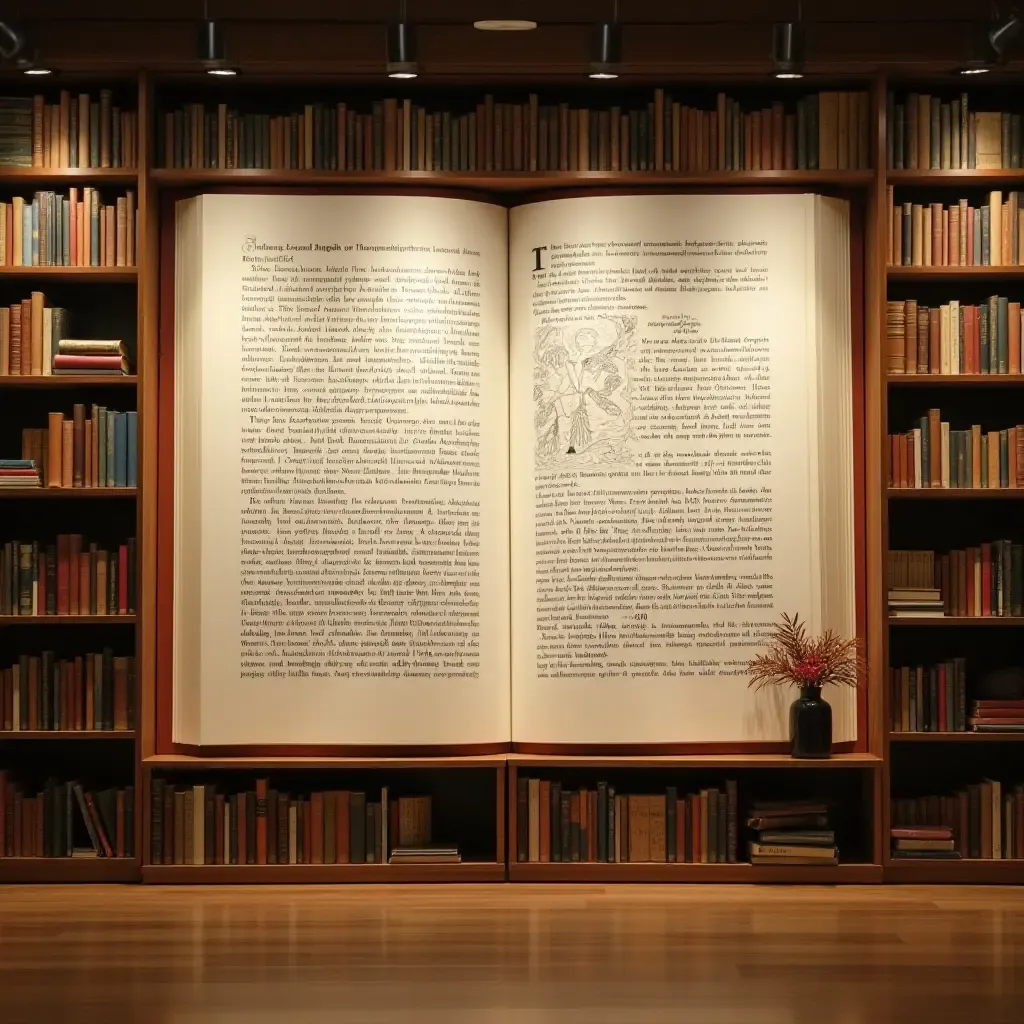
[748,613,864,691]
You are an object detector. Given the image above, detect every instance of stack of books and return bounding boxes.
[970,698,1024,732]
[53,339,128,376]
[0,459,40,488]
[388,845,460,865]
[746,800,838,865]
[889,587,944,617]
[890,825,960,860]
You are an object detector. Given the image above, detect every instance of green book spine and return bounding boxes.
[998,296,1009,372]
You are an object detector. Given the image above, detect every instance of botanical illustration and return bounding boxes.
[533,315,636,467]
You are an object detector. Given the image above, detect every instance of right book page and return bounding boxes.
[509,193,856,745]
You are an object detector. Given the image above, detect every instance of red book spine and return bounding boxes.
[255,778,268,865]
[56,534,70,615]
[982,544,992,616]
[966,548,976,616]
[938,663,948,731]
[85,792,114,857]
[118,544,128,614]
[37,550,46,616]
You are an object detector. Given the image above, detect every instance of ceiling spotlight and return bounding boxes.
[473,20,537,31]
[387,0,417,78]
[589,21,621,79]
[198,3,239,76]
[772,21,805,79]
[960,12,1023,73]
[988,11,1023,56]
[21,64,53,76]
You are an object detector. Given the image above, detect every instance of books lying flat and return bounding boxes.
[52,354,129,373]
[891,826,953,841]
[890,850,962,860]
[888,589,942,603]
[57,339,124,356]
[970,723,1024,731]
[893,838,955,851]
[749,842,839,861]
[757,830,836,846]
[889,608,945,618]
[388,846,461,865]
[751,854,839,866]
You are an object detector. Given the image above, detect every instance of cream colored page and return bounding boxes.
[177,194,510,745]
[509,193,853,744]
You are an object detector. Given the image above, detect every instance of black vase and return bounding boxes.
[790,685,832,758]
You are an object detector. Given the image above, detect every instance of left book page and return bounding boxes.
[173,194,510,746]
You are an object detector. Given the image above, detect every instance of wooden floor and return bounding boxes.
[1,885,1023,1023]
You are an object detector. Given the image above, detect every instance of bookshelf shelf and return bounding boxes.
[890,732,1024,742]
[887,374,1024,387]
[0,267,137,282]
[144,752,508,770]
[884,859,1024,883]
[0,615,136,627]
[887,169,1024,187]
[141,862,505,884]
[887,488,1024,500]
[0,375,137,389]
[0,730,136,741]
[888,616,1024,627]
[507,752,881,769]
[887,266,1024,281]
[0,487,137,500]
[0,857,139,883]
[508,862,883,884]
[149,168,875,192]
[0,168,138,185]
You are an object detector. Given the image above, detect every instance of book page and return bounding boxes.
[509,194,856,745]
[174,194,510,746]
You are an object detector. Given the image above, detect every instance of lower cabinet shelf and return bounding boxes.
[141,862,506,884]
[508,862,883,883]
[884,859,1024,883]
[0,858,139,883]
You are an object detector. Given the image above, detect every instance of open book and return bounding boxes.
[172,192,855,747]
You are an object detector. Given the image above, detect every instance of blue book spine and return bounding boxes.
[63,199,70,266]
[97,408,107,487]
[105,410,115,487]
[22,204,32,266]
[125,411,138,488]
[113,413,127,488]
[31,198,38,266]
[998,296,1009,373]
[48,192,56,267]
[973,213,982,266]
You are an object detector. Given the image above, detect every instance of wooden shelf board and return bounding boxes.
[891,732,1024,742]
[0,167,138,184]
[889,616,1024,627]
[509,862,883,884]
[150,168,875,191]
[887,266,1024,280]
[144,752,509,770]
[0,857,139,883]
[507,752,881,769]
[884,859,1024,884]
[0,615,136,627]
[887,374,1024,387]
[0,730,135,741]
[0,374,137,388]
[0,487,137,499]
[142,862,505,884]
[887,169,1024,186]
[888,488,1024,500]
[0,267,137,281]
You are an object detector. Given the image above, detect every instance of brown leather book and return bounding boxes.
[649,794,667,862]
[628,795,651,862]
[512,103,524,172]
[818,91,839,170]
[112,657,127,729]
[750,110,761,171]
[784,113,796,169]
[310,791,324,864]
[904,299,918,375]
[770,102,784,169]
[324,791,336,864]
[60,421,73,488]
[254,778,267,865]
[336,790,350,863]
[538,780,550,862]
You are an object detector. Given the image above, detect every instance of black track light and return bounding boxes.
[387,22,417,78]
[590,22,622,79]
[961,11,1023,74]
[989,11,1023,56]
[772,22,805,79]
[198,4,238,76]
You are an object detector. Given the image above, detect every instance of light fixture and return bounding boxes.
[960,11,1023,73]
[589,1,621,79]
[21,64,53,76]
[772,21,805,79]
[198,3,239,75]
[387,0,417,78]
[473,20,537,31]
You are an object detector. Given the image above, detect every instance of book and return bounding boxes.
[171,191,857,748]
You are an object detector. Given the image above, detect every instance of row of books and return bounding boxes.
[156,90,869,173]
[0,190,136,268]
[885,92,1006,170]
[516,779,739,863]
[0,772,134,858]
[149,781,441,866]
[885,297,1022,376]
[886,190,1023,267]
[887,414,1024,489]
[892,781,1024,859]
[889,544,1024,618]
[889,659,968,732]
[0,295,66,377]
[0,651,134,732]
[0,535,137,617]
[19,407,138,488]
[0,92,136,169]
[0,460,39,488]
[747,800,838,866]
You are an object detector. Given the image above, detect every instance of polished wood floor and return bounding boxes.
[1,884,1022,1023]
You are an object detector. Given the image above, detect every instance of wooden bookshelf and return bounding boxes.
[889,732,1024,742]
[884,859,1024,884]
[144,753,508,770]
[0,858,139,883]
[0,375,138,389]
[887,169,1024,187]
[0,730,136,741]
[508,862,883,884]
[0,267,137,281]
[0,168,138,184]
[888,616,1024,627]
[506,752,882,769]
[887,488,1024,500]
[0,615,136,626]
[142,863,505,884]
[0,487,137,499]
[887,374,1024,387]
[887,266,1024,281]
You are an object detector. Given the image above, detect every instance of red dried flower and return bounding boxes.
[747,612,864,691]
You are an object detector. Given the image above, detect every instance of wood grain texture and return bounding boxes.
[1,884,1023,1022]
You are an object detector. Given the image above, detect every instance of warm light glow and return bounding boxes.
[960,66,991,74]
[775,71,804,79]
[589,71,619,79]
[207,67,238,76]
[23,67,53,75]
[388,71,418,79]
[473,19,537,30]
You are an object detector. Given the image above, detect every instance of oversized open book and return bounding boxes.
[172,191,856,747]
